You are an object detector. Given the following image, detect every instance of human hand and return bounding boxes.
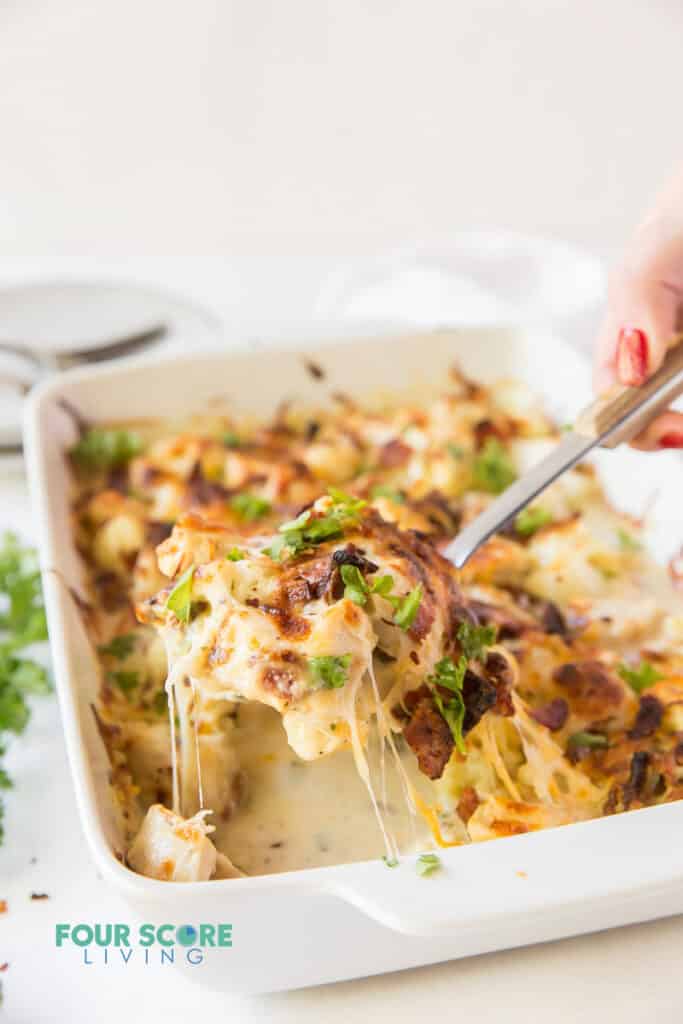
[594,169,683,449]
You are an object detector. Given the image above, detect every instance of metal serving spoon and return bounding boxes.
[445,340,683,569]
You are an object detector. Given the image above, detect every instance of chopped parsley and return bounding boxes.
[515,505,552,537]
[97,633,136,660]
[370,485,405,504]
[457,620,496,661]
[392,584,423,631]
[70,428,143,472]
[230,493,272,522]
[339,565,394,607]
[166,565,195,623]
[382,855,399,868]
[265,490,367,561]
[616,528,642,553]
[430,657,467,754]
[339,565,422,630]
[109,670,139,698]
[471,439,516,494]
[618,660,663,693]
[567,730,608,752]
[416,853,441,877]
[225,547,245,562]
[429,623,496,754]
[152,690,169,715]
[0,534,51,845]
[309,654,352,690]
[222,431,242,448]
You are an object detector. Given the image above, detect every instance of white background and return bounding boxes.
[2,2,683,1022]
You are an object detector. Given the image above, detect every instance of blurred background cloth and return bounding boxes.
[1,0,682,272]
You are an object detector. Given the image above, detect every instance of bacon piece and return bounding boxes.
[553,660,625,719]
[483,650,514,717]
[530,698,569,732]
[403,694,454,780]
[457,786,480,823]
[628,695,663,740]
[462,670,498,733]
[378,438,412,468]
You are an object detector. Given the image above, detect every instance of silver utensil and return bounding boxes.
[445,340,683,568]
[0,321,167,374]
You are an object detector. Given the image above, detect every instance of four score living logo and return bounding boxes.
[55,922,233,966]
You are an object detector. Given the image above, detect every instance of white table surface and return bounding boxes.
[3,1,683,1020]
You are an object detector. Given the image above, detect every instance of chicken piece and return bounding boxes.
[127,804,242,881]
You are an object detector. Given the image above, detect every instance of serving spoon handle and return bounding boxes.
[445,339,683,569]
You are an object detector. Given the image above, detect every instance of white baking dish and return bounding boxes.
[23,326,683,994]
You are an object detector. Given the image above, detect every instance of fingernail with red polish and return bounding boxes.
[616,327,649,386]
[658,432,683,449]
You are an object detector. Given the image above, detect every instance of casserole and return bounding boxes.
[24,327,683,993]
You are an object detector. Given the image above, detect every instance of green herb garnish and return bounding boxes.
[230,493,272,522]
[429,622,496,753]
[416,853,441,877]
[265,490,367,561]
[447,443,465,460]
[109,670,139,698]
[567,730,608,751]
[430,657,467,754]
[382,855,399,868]
[370,485,405,504]
[222,431,242,448]
[70,428,143,472]
[457,620,496,661]
[392,584,423,631]
[618,661,663,693]
[340,565,395,607]
[616,528,642,553]
[0,533,51,845]
[166,565,195,623]
[471,439,516,494]
[515,505,552,537]
[152,689,169,715]
[225,547,245,562]
[97,633,136,660]
[309,654,352,690]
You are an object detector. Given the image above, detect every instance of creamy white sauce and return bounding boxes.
[213,703,433,875]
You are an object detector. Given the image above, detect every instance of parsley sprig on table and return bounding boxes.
[0,533,51,844]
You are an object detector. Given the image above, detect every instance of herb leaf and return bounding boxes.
[618,661,663,693]
[515,505,552,537]
[70,428,143,472]
[430,656,467,754]
[222,431,242,448]
[109,670,140,698]
[616,528,642,553]
[97,634,136,660]
[471,439,516,494]
[230,493,272,522]
[0,534,52,845]
[370,485,405,504]
[392,584,423,631]
[457,621,496,661]
[382,855,399,868]
[166,565,195,623]
[309,654,352,689]
[340,565,369,605]
[225,547,245,562]
[567,730,608,751]
[266,491,367,561]
[416,853,441,877]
